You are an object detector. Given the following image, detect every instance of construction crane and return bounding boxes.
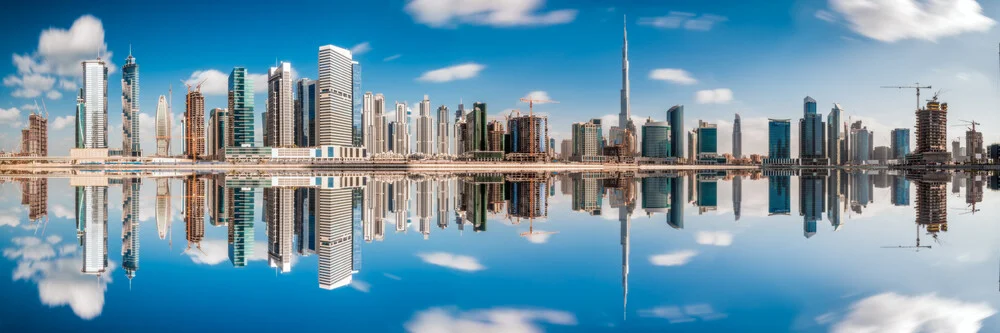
[519,96,559,117]
[881,224,931,251]
[881,83,931,110]
[181,78,207,93]
[952,119,981,132]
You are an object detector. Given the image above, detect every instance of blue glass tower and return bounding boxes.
[891,128,910,159]
[800,97,825,161]
[799,175,825,238]
[667,105,684,158]
[228,67,255,147]
[769,119,791,159]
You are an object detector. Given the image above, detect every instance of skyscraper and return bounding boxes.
[828,104,843,165]
[891,128,910,159]
[121,51,140,156]
[732,113,742,159]
[228,67,255,147]
[155,95,170,156]
[572,118,603,162]
[155,179,170,240]
[732,175,742,221]
[79,59,108,149]
[184,84,206,159]
[207,108,228,159]
[352,61,362,147]
[373,93,387,154]
[395,102,411,154]
[667,105,684,158]
[641,119,670,158]
[912,96,950,164]
[184,176,205,250]
[416,95,434,155]
[267,62,294,147]
[768,119,791,160]
[437,105,450,155]
[362,92,374,151]
[696,120,718,158]
[317,45,355,147]
[799,96,826,165]
[294,78,317,147]
[619,17,636,152]
[228,187,255,267]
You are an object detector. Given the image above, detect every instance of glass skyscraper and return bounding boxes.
[295,79,317,147]
[891,128,910,159]
[121,52,140,156]
[228,67,255,147]
[768,175,791,215]
[79,59,108,149]
[667,105,684,158]
[641,120,670,158]
[800,96,825,161]
[696,122,718,155]
[768,119,791,159]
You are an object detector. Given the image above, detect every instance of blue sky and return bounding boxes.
[2,0,1000,155]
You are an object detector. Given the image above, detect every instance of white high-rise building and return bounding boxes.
[362,92,375,151]
[317,45,354,147]
[78,185,108,275]
[317,187,354,290]
[267,62,295,147]
[374,94,387,154]
[395,102,411,155]
[81,59,108,149]
[416,95,434,155]
[155,95,170,156]
[437,105,449,156]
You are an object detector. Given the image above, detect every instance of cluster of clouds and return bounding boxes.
[3,15,110,100]
[404,306,577,333]
[831,292,996,332]
[405,0,577,28]
[416,252,486,272]
[649,68,733,104]
[638,12,728,31]
[3,235,111,320]
[639,304,728,324]
[821,0,994,42]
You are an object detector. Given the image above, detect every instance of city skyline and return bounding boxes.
[3,1,1000,157]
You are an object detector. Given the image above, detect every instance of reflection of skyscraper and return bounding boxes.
[668,176,684,229]
[416,179,433,239]
[393,178,411,233]
[317,187,355,290]
[732,175,742,221]
[184,176,205,251]
[850,173,872,214]
[768,175,791,215]
[799,174,825,239]
[155,178,171,239]
[572,173,604,215]
[265,187,294,272]
[507,177,549,220]
[696,176,718,213]
[827,172,842,230]
[77,184,109,275]
[228,187,255,267]
[21,178,48,223]
[891,176,911,206]
[122,178,140,281]
[207,175,229,227]
[641,177,670,214]
[910,172,949,236]
[966,172,984,207]
[437,179,450,230]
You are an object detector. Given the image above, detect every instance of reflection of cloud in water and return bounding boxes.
[51,204,73,219]
[350,280,371,293]
[832,293,996,333]
[4,236,113,320]
[0,206,25,227]
[417,252,485,272]
[404,306,576,333]
[649,250,698,267]
[639,304,727,324]
[524,231,553,244]
[695,231,733,246]
[185,239,295,268]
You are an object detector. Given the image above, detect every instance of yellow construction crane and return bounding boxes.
[881,83,931,110]
[519,96,559,117]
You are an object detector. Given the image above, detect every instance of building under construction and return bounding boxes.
[20,113,47,157]
[486,120,505,153]
[908,171,949,235]
[504,114,549,162]
[908,95,951,164]
[184,175,206,249]
[966,128,984,163]
[185,87,206,160]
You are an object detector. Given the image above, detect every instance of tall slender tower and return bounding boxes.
[437,105,450,155]
[228,67,255,147]
[362,92,374,151]
[155,95,170,156]
[416,95,433,155]
[185,85,205,159]
[732,113,742,159]
[80,59,108,149]
[267,62,294,147]
[121,50,140,156]
[619,16,634,146]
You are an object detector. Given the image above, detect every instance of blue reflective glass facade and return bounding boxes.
[891,128,910,159]
[768,175,790,215]
[769,119,791,159]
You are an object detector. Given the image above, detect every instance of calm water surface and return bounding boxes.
[1,170,999,332]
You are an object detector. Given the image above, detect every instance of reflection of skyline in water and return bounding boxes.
[2,169,999,328]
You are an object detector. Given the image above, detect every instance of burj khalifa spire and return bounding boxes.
[620,16,636,150]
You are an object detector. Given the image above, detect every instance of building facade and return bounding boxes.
[437,105,449,156]
[155,95,170,156]
[267,62,295,147]
[732,113,741,159]
[207,108,228,159]
[416,95,434,155]
[228,67,255,147]
[891,128,910,159]
[828,103,843,165]
[185,86,206,159]
[294,78,316,147]
[79,59,109,149]
[317,45,355,147]
[121,52,141,156]
[768,119,791,160]
[641,119,671,158]
[799,96,826,164]
[572,118,603,162]
[667,105,684,158]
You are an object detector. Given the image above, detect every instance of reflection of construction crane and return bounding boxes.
[881,83,931,110]
[519,219,557,239]
[881,225,931,251]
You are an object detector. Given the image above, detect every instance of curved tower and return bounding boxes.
[155,95,170,156]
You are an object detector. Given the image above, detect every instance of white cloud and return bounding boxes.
[184,239,229,265]
[640,304,728,323]
[417,63,485,83]
[20,103,39,111]
[522,90,555,102]
[649,250,698,266]
[350,42,372,55]
[832,293,996,333]
[695,231,733,246]
[5,236,112,320]
[0,107,21,123]
[649,68,698,85]
[815,10,837,23]
[404,307,577,333]
[830,0,995,42]
[695,88,733,104]
[639,12,727,31]
[5,15,115,100]
[417,252,485,272]
[405,0,577,28]
[249,73,268,94]
[58,78,78,91]
[0,213,18,227]
[183,70,229,96]
[524,231,553,244]
[51,116,74,130]
[350,280,372,293]
[384,54,402,62]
